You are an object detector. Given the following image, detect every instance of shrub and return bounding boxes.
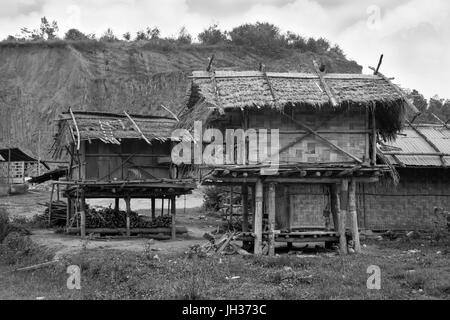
[229,22,286,54]
[198,24,227,45]
[99,28,118,42]
[0,207,9,243]
[0,232,53,266]
[176,27,192,45]
[64,28,88,41]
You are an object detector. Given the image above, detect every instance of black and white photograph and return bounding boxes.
[0,0,449,306]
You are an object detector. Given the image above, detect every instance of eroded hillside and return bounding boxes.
[0,41,361,158]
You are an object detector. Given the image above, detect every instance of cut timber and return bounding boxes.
[254,179,263,255]
[267,183,276,256]
[66,227,188,235]
[338,180,348,254]
[348,179,361,253]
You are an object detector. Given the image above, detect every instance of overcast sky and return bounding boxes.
[0,0,449,98]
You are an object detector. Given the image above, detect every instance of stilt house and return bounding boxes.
[177,67,414,255]
[53,109,196,238]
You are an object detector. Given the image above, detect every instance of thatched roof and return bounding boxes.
[181,70,409,139]
[378,123,450,167]
[54,111,178,154]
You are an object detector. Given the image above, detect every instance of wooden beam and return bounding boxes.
[125,196,131,237]
[348,179,361,253]
[338,180,348,254]
[267,183,276,256]
[114,198,119,211]
[374,54,383,74]
[254,179,263,255]
[312,60,339,107]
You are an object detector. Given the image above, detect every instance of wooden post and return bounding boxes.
[330,184,340,232]
[171,196,176,240]
[348,179,361,253]
[229,186,233,225]
[339,180,348,254]
[49,183,55,226]
[80,190,86,238]
[66,196,71,229]
[151,197,156,219]
[267,183,276,256]
[254,179,263,255]
[125,197,131,237]
[161,198,164,216]
[114,198,120,211]
[167,198,171,215]
[371,104,377,165]
[242,184,249,232]
[56,184,60,201]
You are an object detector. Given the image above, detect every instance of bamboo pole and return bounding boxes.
[254,179,263,255]
[151,197,156,219]
[339,180,348,254]
[171,196,176,240]
[267,183,276,256]
[125,197,131,237]
[80,190,86,238]
[348,179,361,253]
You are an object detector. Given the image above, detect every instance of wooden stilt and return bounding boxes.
[254,179,263,255]
[56,184,60,201]
[161,198,164,216]
[80,190,86,238]
[330,184,340,232]
[66,197,71,230]
[114,198,120,211]
[267,183,276,256]
[348,179,361,253]
[151,197,156,219]
[171,196,176,240]
[125,197,131,237]
[229,186,233,225]
[49,183,55,226]
[167,198,171,215]
[242,184,249,232]
[339,180,348,254]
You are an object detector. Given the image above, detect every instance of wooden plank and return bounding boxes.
[348,179,361,253]
[254,179,263,255]
[267,183,276,256]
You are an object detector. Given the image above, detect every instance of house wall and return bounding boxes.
[70,139,173,181]
[212,107,370,165]
[360,168,450,230]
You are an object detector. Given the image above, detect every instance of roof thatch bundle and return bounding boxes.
[53,111,178,157]
[181,70,408,140]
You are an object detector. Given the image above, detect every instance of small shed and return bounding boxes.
[0,147,49,185]
[177,68,412,254]
[362,123,450,230]
[53,110,196,238]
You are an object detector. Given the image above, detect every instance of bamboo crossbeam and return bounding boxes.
[124,111,151,144]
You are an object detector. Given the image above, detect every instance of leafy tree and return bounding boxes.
[198,24,227,44]
[147,27,160,40]
[177,26,192,44]
[229,22,285,53]
[135,30,147,40]
[39,17,59,40]
[123,32,131,41]
[100,28,118,42]
[64,28,88,41]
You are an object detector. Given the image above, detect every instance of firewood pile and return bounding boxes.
[187,231,252,257]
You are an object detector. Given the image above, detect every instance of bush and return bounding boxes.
[0,207,9,243]
[99,28,118,42]
[229,22,285,54]
[0,232,53,266]
[198,24,227,45]
[176,27,192,45]
[64,28,88,41]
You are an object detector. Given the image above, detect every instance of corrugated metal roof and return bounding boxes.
[379,124,450,167]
